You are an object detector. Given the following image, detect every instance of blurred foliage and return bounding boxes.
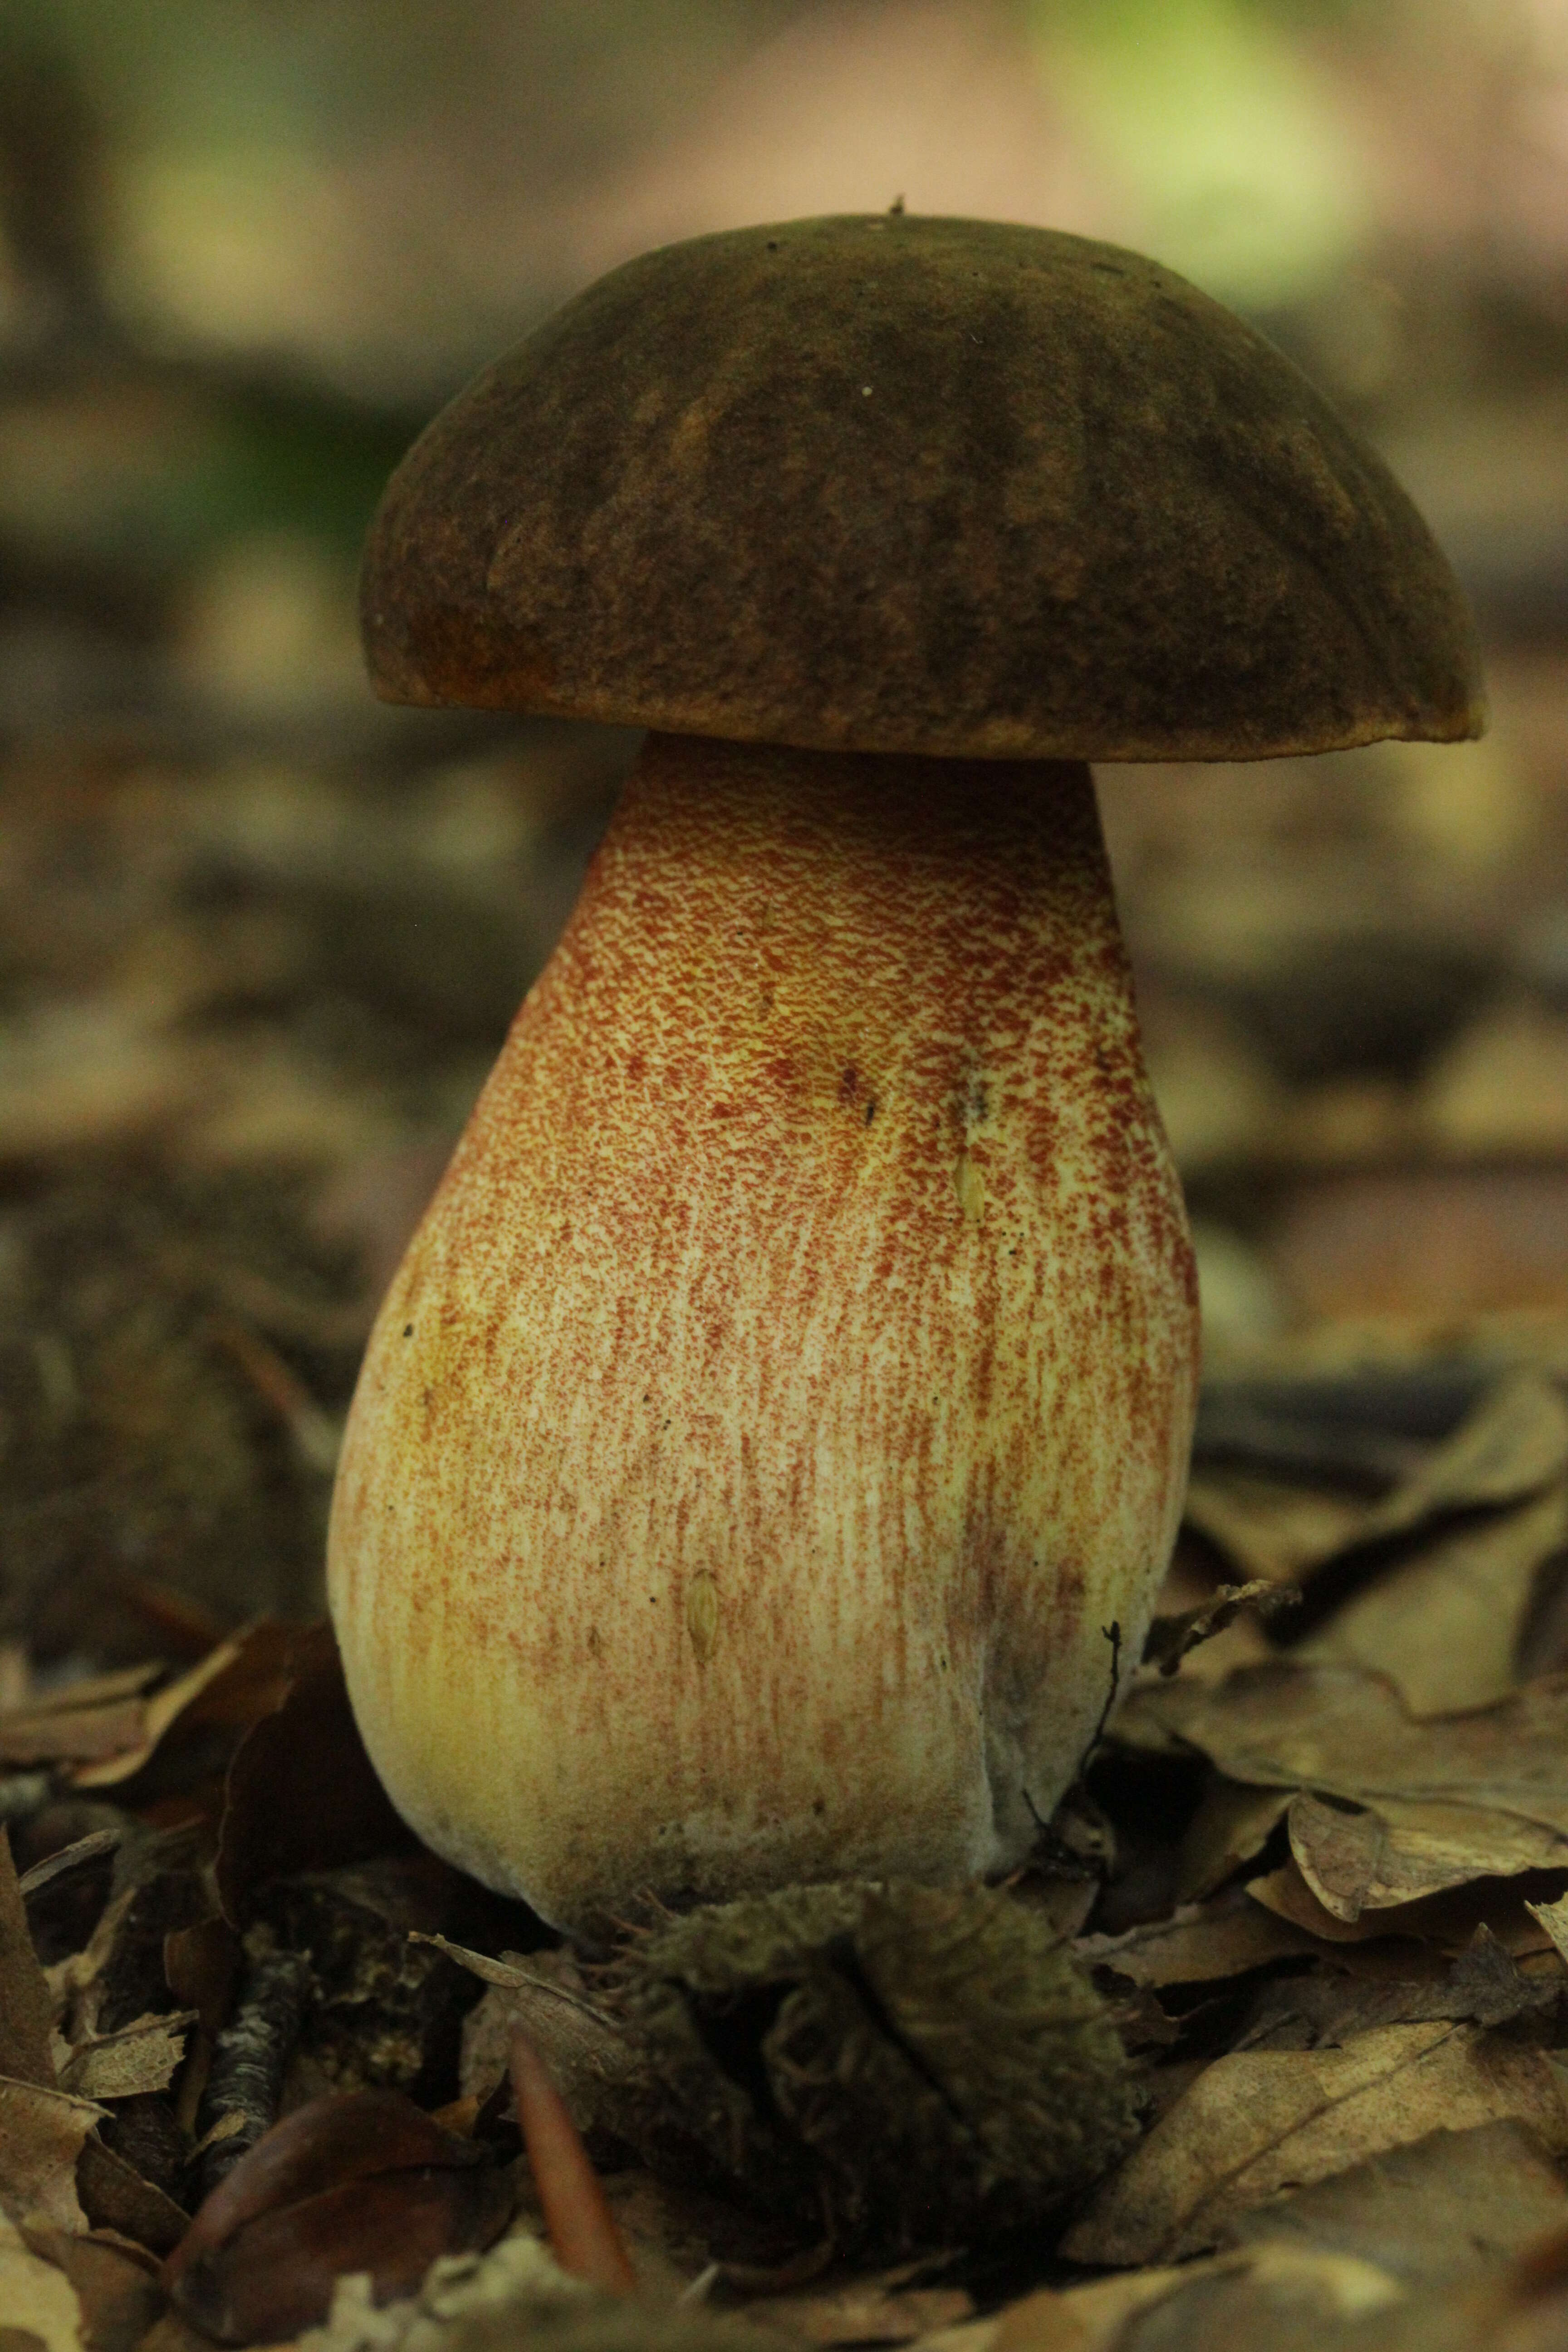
[1026,0,1366,305]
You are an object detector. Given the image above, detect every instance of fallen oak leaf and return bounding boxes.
[1230,1928,1558,2053]
[1245,1858,1568,1962]
[1060,2019,1568,2267]
[0,1670,162,1768]
[1173,1779,1293,1904]
[918,2241,1406,2352]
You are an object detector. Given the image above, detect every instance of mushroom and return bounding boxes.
[328,215,1481,1935]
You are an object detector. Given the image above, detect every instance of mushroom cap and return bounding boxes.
[363,214,1484,762]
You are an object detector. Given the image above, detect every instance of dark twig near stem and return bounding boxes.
[194,1947,310,2201]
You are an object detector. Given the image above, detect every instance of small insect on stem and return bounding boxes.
[508,2024,637,2295]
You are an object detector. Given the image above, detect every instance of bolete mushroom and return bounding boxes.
[328,215,1481,1935]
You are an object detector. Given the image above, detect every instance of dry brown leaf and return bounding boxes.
[0,1668,163,1767]
[1287,1788,1566,1920]
[69,1635,255,1789]
[1183,1475,1366,1591]
[165,2088,514,2343]
[1525,1893,1568,1968]
[1233,1933,1554,2052]
[1246,1862,1566,1959]
[212,1624,412,1925]
[0,2077,105,2232]
[925,2244,1406,2352]
[1060,2022,1568,2267]
[75,2133,190,2254]
[447,1944,655,2145]
[0,2212,86,2352]
[43,1884,139,2047]
[19,2222,163,2352]
[58,2010,196,2102]
[740,2269,971,2345]
[1229,2117,1568,2284]
[1175,1782,1293,1904]
[1298,1483,1568,1718]
[1119,1663,1568,1906]
[1077,1896,1341,1989]
[1184,1375,1568,1589]
[0,1830,57,2091]
[1062,2243,1406,2352]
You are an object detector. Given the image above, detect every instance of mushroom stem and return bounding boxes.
[328,733,1198,1932]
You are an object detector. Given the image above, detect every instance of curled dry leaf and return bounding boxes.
[1061,2020,1568,2267]
[1173,1780,1293,1904]
[0,1665,164,1769]
[1232,1929,1557,2052]
[1298,1483,1568,1719]
[75,2131,191,2253]
[1285,1787,1565,1921]
[164,2087,514,2344]
[68,1636,265,1790]
[1245,1857,1568,1960]
[1118,1661,1568,1913]
[1184,1374,1568,1590]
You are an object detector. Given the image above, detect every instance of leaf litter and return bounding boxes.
[1,1358,1568,2348]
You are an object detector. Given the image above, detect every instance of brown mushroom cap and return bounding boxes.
[363,213,1483,762]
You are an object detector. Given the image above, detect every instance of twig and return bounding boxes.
[194,1947,310,2200]
[508,2024,636,2296]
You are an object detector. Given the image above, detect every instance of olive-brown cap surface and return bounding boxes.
[363,214,1483,762]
